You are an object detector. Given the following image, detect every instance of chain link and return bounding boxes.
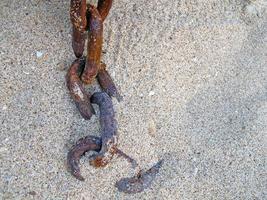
[67,0,130,180]
[66,0,163,193]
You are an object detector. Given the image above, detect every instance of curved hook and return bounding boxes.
[67,136,101,181]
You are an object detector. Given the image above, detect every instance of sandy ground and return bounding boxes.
[0,0,266,199]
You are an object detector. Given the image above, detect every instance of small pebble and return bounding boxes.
[36,51,43,58]
[149,91,155,96]
[148,120,156,136]
[28,191,37,196]
[193,168,199,176]
[0,147,8,153]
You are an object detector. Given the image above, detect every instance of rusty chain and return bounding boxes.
[66,0,163,193]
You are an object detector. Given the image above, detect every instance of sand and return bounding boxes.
[0,0,266,199]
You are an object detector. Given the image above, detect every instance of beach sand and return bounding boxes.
[0,0,266,199]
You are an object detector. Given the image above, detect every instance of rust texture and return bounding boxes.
[81,5,103,84]
[66,57,95,120]
[70,0,120,100]
[70,0,87,57]
[97,0,113,21]
[115,160,164,194]
[97,63,122,101]
[66,91,137,180]
[89,92,118,167]
[70,0,87,32]
[67,136,101,181]
[67,1,165,192]
[72,27,86,58]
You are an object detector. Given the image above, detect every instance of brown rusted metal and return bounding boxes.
[67,1,163,193]
[97,63,122,101]
[97,0,113,21]
[70,0,87,57]
[70,1,120,99]
[72,27,86,58]
[66,57,95,120]
[81,5,103,85]
[70,0,87,32]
